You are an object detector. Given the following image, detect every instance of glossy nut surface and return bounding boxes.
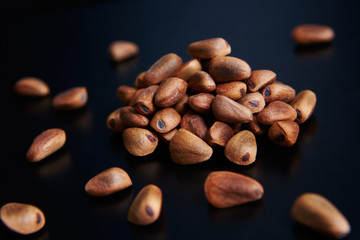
[85,167,132,196]
[292,24,335,45]
[122,128,158,156]
[128,184,162,225]
[290,90,317,124]
[133,85,158,115]
[268,121,299,147]
[120,106,149,128]
[0,202,46,235]
[257,101,297,125]
[188,71,216,93]
[180,110,208,140]
[150,108,181,133]
[212,95,253,124]
[172,59,202,81]
[188,93,214,114]
[261,81,296,103]
[173,94,189,115]
[154,77,187,108]
[106,108,125,132]
[187,38,231,59]
[169,129,213,165]
[116,85,137,104]
[209,56,251,82]
[238,92,266,113]
[291,193,350,239]
[206,121,234,147]
[14,77,50,97]
[216,81,247,100]
[108,41,139,62]
[52,87,88,110]
[204,171,264,208]
[225,130,257,165]
[144,53,182,86]
[246,70,276,92]
[26,128,66,162]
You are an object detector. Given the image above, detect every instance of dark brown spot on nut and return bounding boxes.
[145,205,153,217]
[254,189,261,197]
[240,89,245,97]
[140,105,150,113]
[275,134,285,142]
[264,88,271,98]
[248,100,259,108]
[241,152,250,162]
[36,212,41,224]
[157,119,166,130]
[248,80,255,89]
[146,134,156,143]
[109,118,115,128]
[296,109,302,120]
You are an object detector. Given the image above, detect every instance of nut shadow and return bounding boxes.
[53,107,93,130]
[128,210,167,240]
[0,223,49,240]
[292,223,350,240]
[110,56,139,79]
[294,42,334,59]
[15,96,51,115]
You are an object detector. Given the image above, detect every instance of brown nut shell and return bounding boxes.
[268,121,299,147]
[150,108,181,133]
[246,70,276,92]
[52,87,88,110]
[216,81,247,100]
[0,202,46,235]
[26,128,66,162]
[122,128,158,156]
[158,128,178,143]
[290,90,317,124]
[257,101,297,125]
[14,77,50,97]
[108,41,139,62]
[238,92,266,114]
[212,95,253,124]
[209,56,251,82]
[245,115,268,136]
[85,167,132,197]
[154,77,187,108]
[120,106,149,128]
[134,71,146,89]
[169,129,213,165]
[261,81,296,103]
[188,71,216,93]
[291,193,350,239]
[206,121,234,147]
[116,85,137,104]
[224,130,257,165]
[188,93,214,114]
[204,171,264,208]
[127,184,162,225]
[106,108,125,132]
[172,59,202,81]
[173,94,189,115]
[187,38,231,59]
[292,24,335,45]
[133,85,159,115]
[180,110,208,140]
[144,53,183,86]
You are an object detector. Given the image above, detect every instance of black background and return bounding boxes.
[1,0,360,239]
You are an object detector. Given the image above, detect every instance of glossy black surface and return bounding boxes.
[1,0,360,239]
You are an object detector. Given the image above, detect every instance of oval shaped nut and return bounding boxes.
[187,38,231,59]
[116,85,137,104]
[268,121,299,147]
[108,41,139,62]
[128,184,162,225]
[52,87,88,110]
[246,70,277,92]
[290,90,317,124]
[158,128,178,144]
[257,101,297,125]
[209,56,251,82]
[106,108,125,132]
[85,167,132,197]
[122,128,158,156]
[173,94,189,115]
[129,89,144,107]
[188,93,214,114]
[172,59,202,81]
[180,110,208,140]
[26,128,66,162]
[238,92,266,114]
[204,171,264,208]
[206,121,234,147]
[225,130,257,165]
[133,85,159,115]
[291,193,351,239]
[169,128,213,165]
[292,24,335,45]
[245,115,268,136]
[134,71,146,89]
[261,81,296,103]
[188,71,216,93]
[120,106,149,128]
[14,77,50,97]
[0,202,46,235]
[154,77,187,108]
[212,95,253,124]
[144,53,183,86]
[216,81,247,100]
[150,108,181,133]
